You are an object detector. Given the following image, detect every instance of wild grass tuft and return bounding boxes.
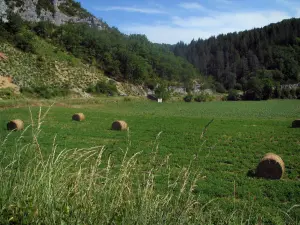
[0,103,299,224]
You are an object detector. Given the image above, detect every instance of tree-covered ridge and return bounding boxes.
[0,13,200,87]
[172,18,300,91]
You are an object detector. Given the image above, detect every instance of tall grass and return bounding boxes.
[0,106,290,224]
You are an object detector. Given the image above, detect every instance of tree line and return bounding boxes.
[172,18,300,95]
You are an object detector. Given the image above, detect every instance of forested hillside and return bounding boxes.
[172,18,300,92]
[0,12,200,90]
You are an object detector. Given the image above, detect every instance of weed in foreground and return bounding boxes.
[0,106,298,224]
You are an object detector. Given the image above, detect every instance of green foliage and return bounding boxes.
[0,23,10,42]
[123,97,131,102]
[281,88,291,99]
[183,94,193,102]
[1,100,299,224]
[296,87,300,99]
[273,85,282,99]
[234,83,242,90]
[173,18,300,89]
[15,30,36,53]
[5,0,24,8]
[244,77,264,100]
[33,21,55,39]
[1,9,200,88]
[6,12,23,34]
[290,88,297,99]
[215,82,226,93]
[194,92,214,102]
[30,23,200,84]
[36,0,55,16]
[145,79,157,90]
[227,89,241,101]
[154,85,171,101]
[58,0,90,18]
[87,81,118,96]
[20,86,70,99]
[0,88,16,99]
[262,78,274,100]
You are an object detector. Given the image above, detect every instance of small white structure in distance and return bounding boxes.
[157,98,163,103]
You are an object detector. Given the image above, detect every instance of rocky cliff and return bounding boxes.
[0,0,107,29]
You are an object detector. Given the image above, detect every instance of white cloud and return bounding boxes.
[215,0,233,4]
[94,6,166,14]
[276,0,300,18]
[172,11,290,28]
[122,25,211,44]
[296,8,300,17]
[178,2,205,10]
[120,10,291,44]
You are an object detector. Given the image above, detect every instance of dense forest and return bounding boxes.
[0,12,200,88]
[172,18,300,92]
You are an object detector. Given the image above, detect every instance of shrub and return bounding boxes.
[262,79,273,100]
[194,93,214,102]
[296,87,300,99]
[227,89,241,101]
[244,77,263,100]
[95,81,118,96]
[86,84,96,93]
[86,81,118,96]
[273,86,282,99]
[0,88,16,99]
[145,79,157,90]
[154,85,170,101]
[15,31,36,53]
[20,86,70,99]
[6,12,23,34]
[215,82,226,93]
[58,0,90,18]
[290,88,297,99]
[124,97,131,102]
[36,0,55,16]
[183,94,193,102]
[234,83,243,91]
[281,88,291,99]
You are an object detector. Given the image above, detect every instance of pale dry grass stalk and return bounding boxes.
[0,109,268,224]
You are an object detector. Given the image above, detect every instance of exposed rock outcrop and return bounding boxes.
[0,0,106,30]
[0,0,8,22]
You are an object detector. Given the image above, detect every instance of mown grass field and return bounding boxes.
[0,99,300,224]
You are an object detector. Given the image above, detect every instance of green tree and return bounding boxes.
[262,79,273,100]
[154,85,170,101]
[6,12,23,34]
[244,77,263,100]
[227,89,241,101]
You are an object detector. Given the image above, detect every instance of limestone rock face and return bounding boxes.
[0,0,8,22]
[0,0,106,30]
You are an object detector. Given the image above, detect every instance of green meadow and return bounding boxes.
[0,99,300,224]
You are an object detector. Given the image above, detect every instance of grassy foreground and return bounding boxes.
[0,99,300,224]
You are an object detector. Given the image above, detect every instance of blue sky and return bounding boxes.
[76,0,300,44]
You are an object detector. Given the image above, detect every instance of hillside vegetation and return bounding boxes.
[0,42,104,89]
[0,12,201,96]
[172,18,300,92]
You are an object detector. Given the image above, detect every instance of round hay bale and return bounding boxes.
[72,113,85,121]
[292,119,300,128]
[112,120,128,131]
[7,119,24,131]
[256,153,285,180]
